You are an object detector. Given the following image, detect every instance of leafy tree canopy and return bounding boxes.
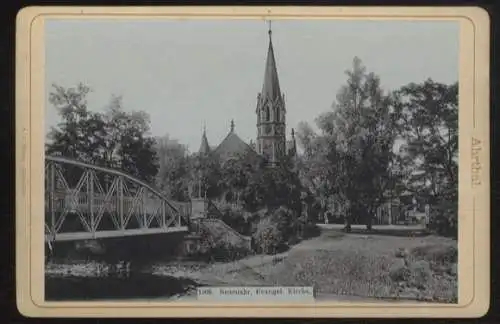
[46,83,159,183]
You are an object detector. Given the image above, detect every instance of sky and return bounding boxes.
[45,19,459,153]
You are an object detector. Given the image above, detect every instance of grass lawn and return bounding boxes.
[258,228,458,303]
[153,227,458,303]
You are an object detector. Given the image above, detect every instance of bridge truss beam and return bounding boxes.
[45,156,189,242]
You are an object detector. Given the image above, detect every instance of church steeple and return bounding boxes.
[261,21,281,102]
[198,123,210,155]
[256,21,287,166]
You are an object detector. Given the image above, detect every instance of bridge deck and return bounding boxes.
[45,156,191,243]
[46,226,189,242]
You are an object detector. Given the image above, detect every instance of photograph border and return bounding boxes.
[15,5,490,318]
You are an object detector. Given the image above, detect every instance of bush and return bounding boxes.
[387,243,457,302]
[189,242,250,262]
[410,244,457,264]
[220,206,251,236]
[205,242,251,262]
[189,226,251,262]
[428,195,457,238]
[409,260,432,289]
[252,216,287,254]
[302,222,321,239]
[250,206,306,254]
[389,265,412,282]
[272,206,299,241]
[196,226,217,255]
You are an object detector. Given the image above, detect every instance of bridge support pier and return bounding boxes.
[173,198,207,256]
[190,198,207,220]
[46,232,193,264]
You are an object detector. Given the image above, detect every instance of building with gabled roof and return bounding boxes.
[197,24,297,166]
[212,120,261,162]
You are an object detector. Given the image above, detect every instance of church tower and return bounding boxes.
[198,123,210,156]
[256,22,286,166]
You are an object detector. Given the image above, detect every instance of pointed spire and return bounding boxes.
[198,122,210,155]
[261,20,281,101]
[290,128,297,156]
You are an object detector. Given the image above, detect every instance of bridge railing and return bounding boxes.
[45,156,189,241]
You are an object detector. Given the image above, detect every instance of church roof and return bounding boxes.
[198,126,210,155]
[213,120,259,161]
[260,28,282,101]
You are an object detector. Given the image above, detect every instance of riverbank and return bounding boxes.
[152,228,458,303]
[46,227,457,303]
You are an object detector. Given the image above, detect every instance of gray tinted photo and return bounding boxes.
[44,18,459,303]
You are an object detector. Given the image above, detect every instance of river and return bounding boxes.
[45,261,205,301]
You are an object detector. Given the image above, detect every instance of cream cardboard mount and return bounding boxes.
[15,6,490,318]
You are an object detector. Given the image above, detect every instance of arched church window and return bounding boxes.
[265,106,270,121]
[276,107,280,122]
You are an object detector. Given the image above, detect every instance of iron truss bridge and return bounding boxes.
[45,156,190,242]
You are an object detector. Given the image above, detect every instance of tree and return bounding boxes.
[317,57,397,231]
[392,79,458,200]
[155,134,191,201]
[46,83,104,163]
[295,121,317,159]
[46,84,159,183]
[392,80,458,236]
[219,154,256,205]
[103,96,159,182]
[294,127,332,222]
[190,153,223,200]
[240,155,303,217]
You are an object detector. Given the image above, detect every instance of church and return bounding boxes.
[197,25,297,167]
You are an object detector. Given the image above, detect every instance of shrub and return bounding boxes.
[188,242,250,262]
[302,222,321,239]
[409,260,432,289]
[205,242,251,262]
[389,259,411,282]
[387,245,457,302]
[272,206,300,241]
[410,244,457,264]
[389,266,411,282]
[428,195,458,238]
[189,226,251,262]
[394,248,410,259]
[220,206,251,236]
[196,226,217,255]
[252,206,309,253]
[252,216,287,254]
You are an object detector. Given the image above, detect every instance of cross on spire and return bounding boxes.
[230,119,235,132]
[268,20,272,38]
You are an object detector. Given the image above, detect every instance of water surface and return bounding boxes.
[45,270,200,301]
